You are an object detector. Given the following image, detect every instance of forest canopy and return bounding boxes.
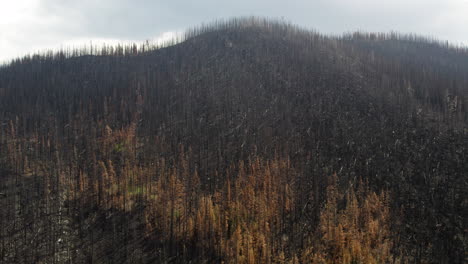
[0,17,466,263]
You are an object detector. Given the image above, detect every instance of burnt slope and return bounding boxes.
[0,18,467,263]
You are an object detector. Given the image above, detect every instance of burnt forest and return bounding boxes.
[0,17,467,263]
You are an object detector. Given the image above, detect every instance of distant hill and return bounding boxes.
[0,17,466,263]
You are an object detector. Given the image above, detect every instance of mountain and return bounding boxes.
[0,17,466,263]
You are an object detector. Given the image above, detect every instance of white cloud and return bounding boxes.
[0,31,180,63]
[55,31,181,52]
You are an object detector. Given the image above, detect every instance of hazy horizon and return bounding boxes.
[1,0,468,63]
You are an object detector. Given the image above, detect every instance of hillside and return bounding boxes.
[0,18,467,263]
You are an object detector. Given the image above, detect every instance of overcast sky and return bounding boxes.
[1,0,467,63]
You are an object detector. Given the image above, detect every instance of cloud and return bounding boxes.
[1,0,467,62]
